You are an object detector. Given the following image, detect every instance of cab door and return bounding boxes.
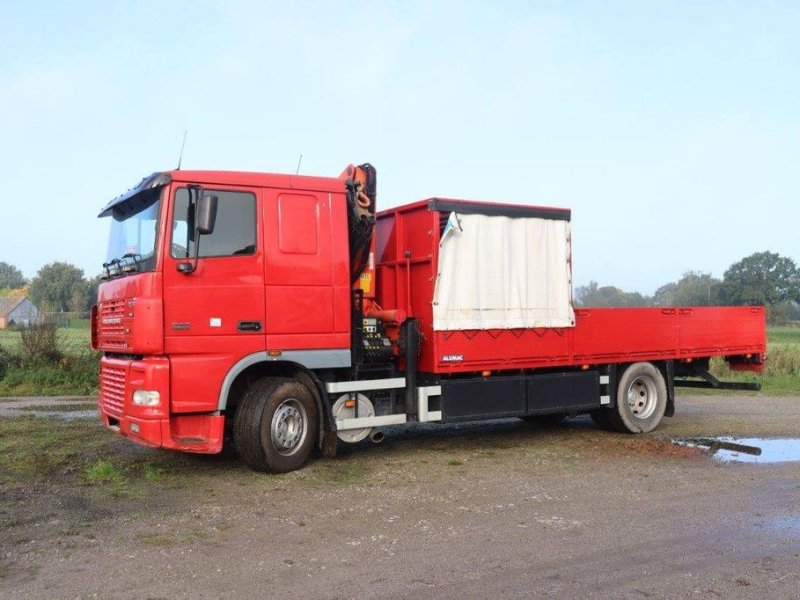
[162,183,265,412]
[262,188,350,350]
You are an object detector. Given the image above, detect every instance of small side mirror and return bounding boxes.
[196,194,218,235]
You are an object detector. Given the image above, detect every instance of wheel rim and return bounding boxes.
[270,398,307,456]
[626,376,658,420]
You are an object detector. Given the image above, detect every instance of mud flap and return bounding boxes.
[663,360,675,417]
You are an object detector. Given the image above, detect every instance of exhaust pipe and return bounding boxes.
[370,430,385,444]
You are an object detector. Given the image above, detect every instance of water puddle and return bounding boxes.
[675,437,800,464]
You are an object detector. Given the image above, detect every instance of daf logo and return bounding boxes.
[102,317,122,325]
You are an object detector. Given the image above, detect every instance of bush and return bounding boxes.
[0,329,98,396]
[0,346,9,379]
[18,321,61,366]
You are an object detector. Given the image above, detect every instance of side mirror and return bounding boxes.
[196,194,218,235]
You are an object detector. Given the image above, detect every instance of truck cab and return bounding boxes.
[95,169,362,463]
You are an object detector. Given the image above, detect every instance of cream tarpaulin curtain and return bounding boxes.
[432,212,575,331]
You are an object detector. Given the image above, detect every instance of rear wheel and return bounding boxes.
[233,377,319,473]
[608,362,667,433]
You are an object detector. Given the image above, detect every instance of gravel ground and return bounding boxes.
[0,396,97,419]
[2,393,800,599]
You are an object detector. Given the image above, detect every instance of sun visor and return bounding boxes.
[98,172,171,218]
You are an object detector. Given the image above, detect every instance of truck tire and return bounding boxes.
[233,377,319,473]
[608,362,667,433]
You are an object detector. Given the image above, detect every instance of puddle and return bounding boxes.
[675,437,800,464]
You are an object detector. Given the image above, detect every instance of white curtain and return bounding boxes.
[433,213,575,331]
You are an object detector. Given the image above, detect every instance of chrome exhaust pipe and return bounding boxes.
[370,430,385,444]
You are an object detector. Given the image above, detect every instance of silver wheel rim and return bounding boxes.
[627,376,658,420]
[270,398,307,456]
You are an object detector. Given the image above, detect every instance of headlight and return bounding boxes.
[132,390,160,406]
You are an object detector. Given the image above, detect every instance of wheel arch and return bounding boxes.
[218,351,344,434]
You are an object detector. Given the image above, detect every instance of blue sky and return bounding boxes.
[1,1,798,294]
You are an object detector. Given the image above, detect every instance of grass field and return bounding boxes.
[767,326,800,344]
[0,327,90,352]
[0,326,95,397]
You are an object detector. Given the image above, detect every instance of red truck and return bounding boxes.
[93,163,766,472]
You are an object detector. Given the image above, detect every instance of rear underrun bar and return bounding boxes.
[674,363,761,391]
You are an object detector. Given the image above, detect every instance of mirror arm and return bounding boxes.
[177,187,217,275]
[177,231,201,274]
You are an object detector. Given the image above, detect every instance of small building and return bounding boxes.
[0,297,41,329]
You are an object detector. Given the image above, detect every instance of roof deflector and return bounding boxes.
[98,172,171,218]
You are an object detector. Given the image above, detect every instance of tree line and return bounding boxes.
[575,251,800,324]
[0,261,100,314]
[2,250,799,323]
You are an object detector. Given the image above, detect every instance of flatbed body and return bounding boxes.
[376,199,766,374]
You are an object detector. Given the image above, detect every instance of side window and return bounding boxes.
[171,188,256,258]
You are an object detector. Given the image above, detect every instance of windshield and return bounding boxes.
[105,191,161,268]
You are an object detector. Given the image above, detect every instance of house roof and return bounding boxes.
[0,297,25,317]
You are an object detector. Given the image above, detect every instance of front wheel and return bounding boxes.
[234,377,319,473]
[608,362,667,433]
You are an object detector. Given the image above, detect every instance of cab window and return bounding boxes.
[171,188,256,258]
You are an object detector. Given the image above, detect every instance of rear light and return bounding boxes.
[132,390,161,406]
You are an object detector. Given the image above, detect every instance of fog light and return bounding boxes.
[130,423,140,433]
[132,390,160,406]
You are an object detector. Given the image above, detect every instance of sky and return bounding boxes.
[1,0,798,294]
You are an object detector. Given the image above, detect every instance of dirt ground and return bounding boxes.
[2,393,800,599]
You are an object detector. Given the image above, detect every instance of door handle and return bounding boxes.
[237,321,263,332]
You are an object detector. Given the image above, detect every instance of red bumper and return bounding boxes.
[98,356,224,454]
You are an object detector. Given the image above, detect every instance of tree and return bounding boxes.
[721,252,800,306]
[653,271,722,306]
[71,276,101,312]
[28,262,86,313]
[575,281,651,307]
[0,261,25,290]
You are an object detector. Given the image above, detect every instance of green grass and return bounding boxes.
[86,460,126,486]
[0,328,90,352]
[0,416,193,489]
[767,326,800,345]
[705,339,800,396]
[0,327,97,396]
[0,416,117,483]
[0,360,98,397]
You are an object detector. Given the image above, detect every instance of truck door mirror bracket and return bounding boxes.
[177,191,218,274]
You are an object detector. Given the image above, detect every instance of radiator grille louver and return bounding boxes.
[100,364,126,418]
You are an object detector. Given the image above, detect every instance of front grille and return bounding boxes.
[100,364,126,417]
[99,299,126,337]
